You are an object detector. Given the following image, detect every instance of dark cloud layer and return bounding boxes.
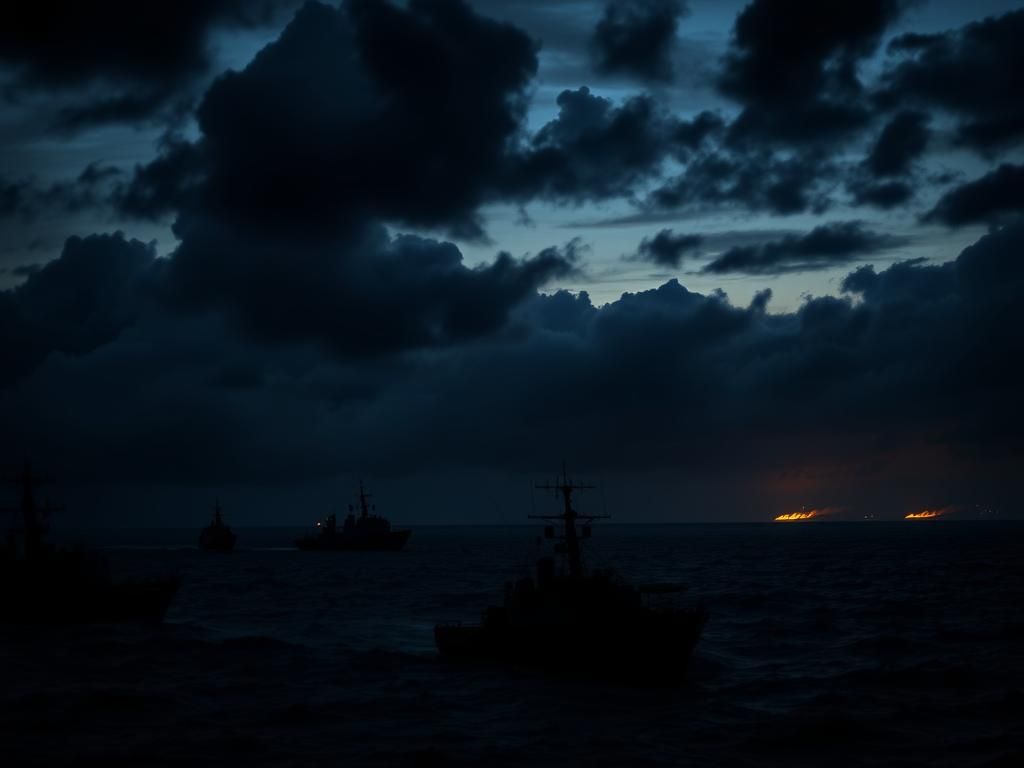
[702,222,901,275]
[4,220,1021,518]
[5,0,1024,520]
[1,1,300,130]
[719,0,906,147]
[865,110,930,178]
[105,2,1022,233]
[878,10,1024,152]
[628,229,703,268]
[0,164,123,222]
[100,1,574,361]
[126,80,724,225]
[590,0,687,82]
[505,88,717,204]
[189,0,537,238]
[925,164,1024,227]
[848,179,915,210]
[113,139,204,221]
[0,232,158,386]
[166,221,575,358]
[652,150,834,215]
[842,111,929,211]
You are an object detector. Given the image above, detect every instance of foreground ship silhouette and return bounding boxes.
[199,498,236,552]
[295,481,411,551]
[1,462,178,623]
[435,468,708,683]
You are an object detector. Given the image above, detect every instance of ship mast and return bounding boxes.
[358,480,372,518]
[530,465,607,578]
[9,461,61,559]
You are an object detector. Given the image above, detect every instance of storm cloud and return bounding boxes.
[0,164,124,222]
[187,0,538,238]
[864,111,930,178]
[166,221,576,358]
[702,222,902,275]
[1,1,302,130]
[719,0,906,147]
[628,229,703,268]
[4,0,1024,522]
[97,0,578,361]
[0,232,159,386]
[3,220,1021,518]
[924,164,1024,227]
[590,0,687,82]
[504,88,711,204]
[878,10,1024,152]
[651,150,835,215]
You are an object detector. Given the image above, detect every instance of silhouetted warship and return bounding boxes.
[295,481,411,551]
[435,469,707,683]
[1,463,179,623]
[199,498,236,551]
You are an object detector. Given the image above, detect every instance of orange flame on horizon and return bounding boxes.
[774,509,822,522]
[905,508,945,520]
[774,511,816,521]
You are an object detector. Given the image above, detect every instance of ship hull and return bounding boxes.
[199,530,236,552]
[295,529,411,551]
[435,607,707,684]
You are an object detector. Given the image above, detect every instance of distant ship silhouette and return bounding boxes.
[296,481,411,551]
[435,467,707,683]
[1,462,178,623]
[199,498,236,551]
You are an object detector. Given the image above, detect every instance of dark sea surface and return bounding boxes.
[2,522,1023,767]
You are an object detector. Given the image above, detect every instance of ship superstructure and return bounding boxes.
[296,481,411,551]
[1,462,178,623]
[434,467,707,682]
[199,498,236,551]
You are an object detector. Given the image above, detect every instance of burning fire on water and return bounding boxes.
[905,508,946,520]
[774,511,816,521]
[774,508,826,522]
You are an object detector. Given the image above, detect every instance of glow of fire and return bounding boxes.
[905,508,944,519]
[774,510,819,522]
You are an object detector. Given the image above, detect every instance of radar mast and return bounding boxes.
[530,463,608,578]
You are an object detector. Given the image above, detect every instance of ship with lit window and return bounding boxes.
[1,462,179,623]
[295,481,411,551]
[434,468,707,683]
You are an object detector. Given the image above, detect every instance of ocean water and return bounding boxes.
[2,522,1023,767]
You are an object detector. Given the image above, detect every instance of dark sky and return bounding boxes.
[1,0,1022,525]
